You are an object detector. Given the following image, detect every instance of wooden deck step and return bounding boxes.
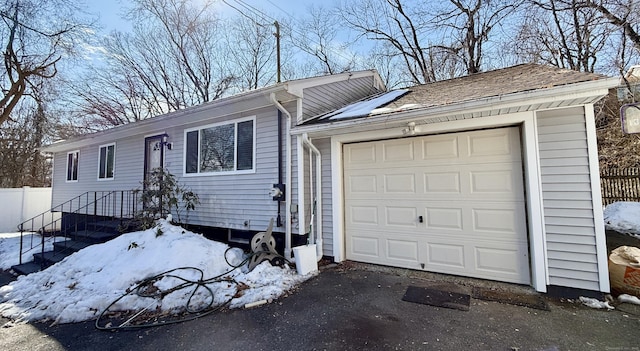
[33,251,67,266]
[53,240,92,253]
[10,262,42,276]
[71,230,119,244]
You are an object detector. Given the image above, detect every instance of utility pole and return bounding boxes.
[274,21,281,83]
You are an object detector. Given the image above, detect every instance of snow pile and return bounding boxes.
[618,294,640,306]
[0,233,65,270]
[0,220,314,324]
[579,296,614,310]
[604,202,640,237]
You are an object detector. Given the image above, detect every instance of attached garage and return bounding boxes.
[292,64,620,295]
[343,127,530,284]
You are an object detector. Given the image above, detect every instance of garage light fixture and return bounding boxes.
[402,121,418,136]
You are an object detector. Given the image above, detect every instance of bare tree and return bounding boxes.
[86,0,235,121]
[430,0,524,75]
[513,0,612,72]
[290,5,357,76]
[225,15,277,91]
[0,90,52,187]
[579,0,640,52]
[69,65,160,131]
[340,0,439,84]
[0,0,91,127]
[339,0,522,84]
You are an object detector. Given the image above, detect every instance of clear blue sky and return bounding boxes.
[88,0,325,33]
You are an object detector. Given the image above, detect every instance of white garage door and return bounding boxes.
[344,127,530,284]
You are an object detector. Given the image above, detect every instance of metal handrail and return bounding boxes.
[17,190,140,265]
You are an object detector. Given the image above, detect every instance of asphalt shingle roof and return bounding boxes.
[383,63,608,111]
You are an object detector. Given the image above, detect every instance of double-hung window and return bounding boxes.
[185,117,255,175]
[98,143,115,180]
[66,151,79,182]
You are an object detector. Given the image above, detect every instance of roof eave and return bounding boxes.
[291,77,619,136]
[40,84,296,153]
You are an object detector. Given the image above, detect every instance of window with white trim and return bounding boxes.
[66,151,79,182]
[185,118,255,175]
[98,143,115,180]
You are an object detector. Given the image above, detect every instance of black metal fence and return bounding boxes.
[601,168,640,206]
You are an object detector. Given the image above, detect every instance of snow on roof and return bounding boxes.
[315,89,409,122]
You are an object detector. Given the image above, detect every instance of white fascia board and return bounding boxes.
[285,70,382,98]
[292,77,619,136]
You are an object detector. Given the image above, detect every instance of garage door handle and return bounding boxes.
[418,216,423,223]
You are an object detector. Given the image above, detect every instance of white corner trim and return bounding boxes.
[296,136,306,238]
[585,104,611,293]
[331,138,345,262]
[525,113,549,293]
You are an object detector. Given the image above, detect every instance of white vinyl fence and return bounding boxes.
[0,187,54,233]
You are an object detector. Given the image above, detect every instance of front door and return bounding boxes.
[144,135,165,187]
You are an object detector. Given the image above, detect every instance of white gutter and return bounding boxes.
[301,133,323,261]
[270,93,293,261]
[291,77,619,136]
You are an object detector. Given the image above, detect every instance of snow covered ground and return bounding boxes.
[0,220,314,325]
[2,201,639,326]
[604,201,640,237]
[0,233,64,270]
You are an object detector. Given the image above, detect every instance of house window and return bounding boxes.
[66,151,79,182]
[185,117,255,175]
[98,143,115,180]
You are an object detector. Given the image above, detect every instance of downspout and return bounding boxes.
[277,109,283,227]
[270,93,293,260]
[301,133,323,261]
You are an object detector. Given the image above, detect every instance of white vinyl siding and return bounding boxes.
[537,106,600,291]
[175,108,282,233]
[314,137,334,256]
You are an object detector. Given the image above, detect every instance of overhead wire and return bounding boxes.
[221,0,360,68]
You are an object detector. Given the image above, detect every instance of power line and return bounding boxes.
[221,0,359,68]
[220,0,268,26]
[265,0,294,20]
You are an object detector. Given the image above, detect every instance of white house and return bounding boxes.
[41,64,619,296]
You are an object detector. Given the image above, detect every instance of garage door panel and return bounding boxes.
[470,169,518,194]
[347,174,377,193]
[349,205,379,225]
[466,129,513,158]
[382,140,415,162]
[424,172,462,193]
[421,135,459,159]
[345,144,377,165]
[473,206,526,234]
[426,242,466,268]
[388,239,419,262]
[384,173,416,193]
[344,127,530,285]
[385,206,418,227]
[475,246,526,274]
[350,236,379,257]
[425,207,464,230]
[474,246,530,284]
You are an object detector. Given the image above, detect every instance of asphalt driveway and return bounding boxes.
[1,263,639,351]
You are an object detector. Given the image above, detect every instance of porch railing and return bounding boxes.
[16,190,140,265]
